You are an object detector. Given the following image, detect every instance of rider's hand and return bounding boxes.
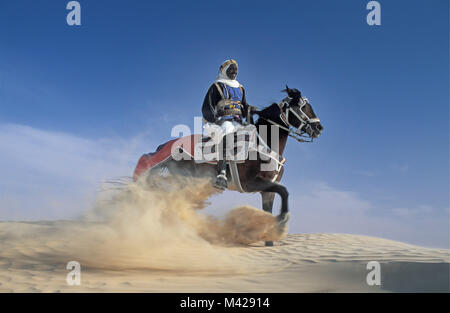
[249,105,258,114]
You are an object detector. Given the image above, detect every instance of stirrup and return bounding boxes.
[217,173,227,181]
[214,174,228,190]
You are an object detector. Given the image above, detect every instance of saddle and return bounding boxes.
[133,134,285,190]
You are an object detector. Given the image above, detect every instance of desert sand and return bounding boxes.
[0,178,448,293]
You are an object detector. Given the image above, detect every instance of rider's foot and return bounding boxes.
[213,171,228,190]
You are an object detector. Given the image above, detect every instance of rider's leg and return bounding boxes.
[216,159,227,179]
[214,136,228,189]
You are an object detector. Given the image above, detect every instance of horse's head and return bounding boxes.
[256,85,323,142]
[277,85,323,140]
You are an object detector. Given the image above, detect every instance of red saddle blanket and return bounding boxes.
[133,134,210,181]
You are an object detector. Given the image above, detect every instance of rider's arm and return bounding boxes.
[202,84,222,123]
[241,87,249,120]
[242,87,259,124]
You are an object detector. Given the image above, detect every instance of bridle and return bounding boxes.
[259,97,320,143]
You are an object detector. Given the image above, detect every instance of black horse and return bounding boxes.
[136,86,323,246]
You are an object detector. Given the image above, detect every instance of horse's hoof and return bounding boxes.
[276,212,290,224]
[265,241,274,247]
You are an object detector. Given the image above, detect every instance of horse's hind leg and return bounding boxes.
[261,192,275,246]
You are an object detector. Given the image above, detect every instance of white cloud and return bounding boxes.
[391,205,434,218]
[0,123,152,220]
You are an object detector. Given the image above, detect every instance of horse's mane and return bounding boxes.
[255,102,284,127]
[255,86,301,124]
[257,103,279,117]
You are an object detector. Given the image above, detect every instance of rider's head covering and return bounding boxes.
[219,59,238,74]
[215,59,240,88]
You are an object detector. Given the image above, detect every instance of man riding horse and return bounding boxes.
[202,59,257,189]
[134,60,323,246]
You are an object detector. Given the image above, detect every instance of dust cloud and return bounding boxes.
[1,177,287,274]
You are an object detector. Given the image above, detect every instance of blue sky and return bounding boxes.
[0,0,448,248]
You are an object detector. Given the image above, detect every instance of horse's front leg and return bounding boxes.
[261,191,275,246]
[247,178,290,236]
[261,191,275,214]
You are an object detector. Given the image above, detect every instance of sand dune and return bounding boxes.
[0,179,448,292]
[0,226,448,293]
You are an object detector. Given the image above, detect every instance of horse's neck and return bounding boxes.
[257,119,288,156]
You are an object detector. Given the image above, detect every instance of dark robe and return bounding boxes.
[201,82,249,123]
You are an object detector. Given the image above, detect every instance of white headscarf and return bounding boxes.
[214,59,241,88]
